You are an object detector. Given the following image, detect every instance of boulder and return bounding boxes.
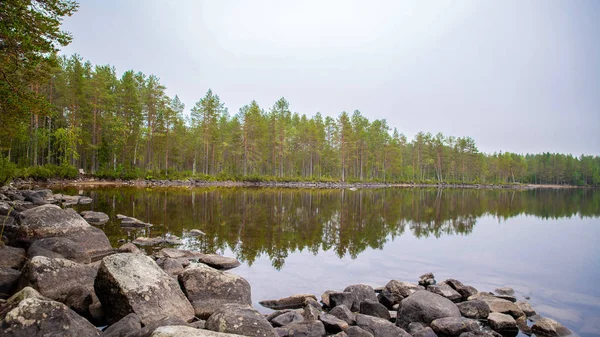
[0,245,26,269]
[118,242,142,253]
[151,325,247,337]
[345,326,374,337]
[419,272,436,287]
[321,290,335,308]
[132,237,164,246]
[515,300,536,317]
[396,290,461,329]
[456,286,478,300]
[81,211,109,225]
[356,314,411,337]
[412,327,438,337]
[205,303,277,337]
[157,257,185,279]
[260,293,318,310]
[274,320,326,337]
[494,287,514,296]
[179,263,251,319]
[319,312,349,333]
[359,300,391,320]
[64,285,94,316]
[516,316,532,335]
[127,316,192,337]
[487,312,517,333]
[479,297,524,319]
[18,204,112,258]
[459,332,500,337]
[430,317,480,335]
[270,310,304,327]
[531,317,572,337]
[196,254,241,270]
[0,297,100,337]
[94,253,195,325]
[117,214,153,227]
[344,284,378,311]
[329,292,357,309]
[0,267,21,299]
[28,236,91,264]
[20,256,97,303]
[457,300,490,319]
[384,280,422,303]
[303,303,322,321]
[329,305,356,325]
[101,313,142,337]
[377,290,395,309]
[428,284,462,303]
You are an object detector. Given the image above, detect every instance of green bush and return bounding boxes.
[0,155,17,185]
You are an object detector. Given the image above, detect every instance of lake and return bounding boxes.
[56,186,600,336]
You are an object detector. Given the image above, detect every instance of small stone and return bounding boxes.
[329,292,357,309]
[118,242,142,253]
[494,287,515,296]
[418,272,436,287]
[377,290,395,309]
[344,284,378,311]
[516,316,532,335]
[189,229,205,236]
[428,284,462,302]
[413,327,438,337]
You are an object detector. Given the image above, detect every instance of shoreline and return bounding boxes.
[13,178,589,190]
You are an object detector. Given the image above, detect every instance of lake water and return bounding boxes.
[56,186,600,336]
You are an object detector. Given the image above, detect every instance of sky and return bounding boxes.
[59,0,600,156]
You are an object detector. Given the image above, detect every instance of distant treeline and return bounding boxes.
[2,54,600,186]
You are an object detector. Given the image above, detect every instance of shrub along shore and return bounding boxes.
[0,186,575,337]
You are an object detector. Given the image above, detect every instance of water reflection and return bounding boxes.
[61,187,600,270]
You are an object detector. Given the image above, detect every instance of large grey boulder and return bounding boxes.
[0,245,26,269]
[430,317,480,335]
[20,256,97,303]
[0,297,100,337]
[205,303,277,337]
[28,236,91,264]
[356,314,411,337]
[359,300,391,320]
[328,292,357,309]
[94,253,194,325]
[18,204,112,258]
[531,317,572,337]
[384,280,422,303]
[396,290,461,329]
[179,263,251,319]
[344,284,378,311]
[269,310,304,327]
[457,300,490,319]
[151,325,247,336]
[0,267,21,299]
[260,293,318,310]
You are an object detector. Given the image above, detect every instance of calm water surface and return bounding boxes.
[57,186,600,336]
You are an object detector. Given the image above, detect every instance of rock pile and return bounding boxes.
[0,186,575,337]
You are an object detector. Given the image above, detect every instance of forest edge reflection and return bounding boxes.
[59,187,600,270]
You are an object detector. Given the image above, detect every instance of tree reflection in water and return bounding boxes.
[61,187,600,270]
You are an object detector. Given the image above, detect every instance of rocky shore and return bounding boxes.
[0,186,574,337]
[16,177,548,190]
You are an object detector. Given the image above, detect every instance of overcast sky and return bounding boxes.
[59,0,600,156]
